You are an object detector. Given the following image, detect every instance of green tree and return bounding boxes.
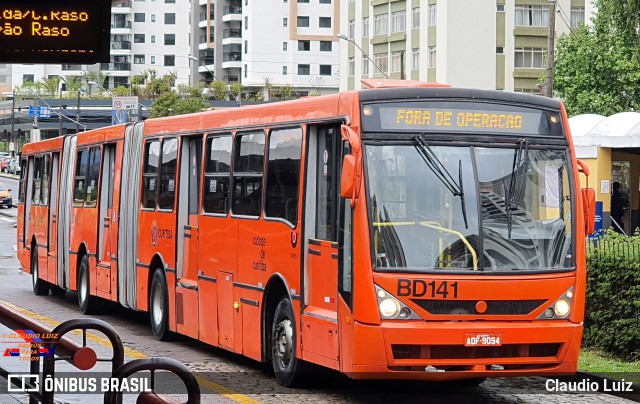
[595,0,640,56]
[553,4,640,115]
[208,81,227,100]
[84,71,109,93]
[39,77,61,98]
[149,91,210,118]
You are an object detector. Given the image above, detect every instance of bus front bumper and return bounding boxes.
[348,320,582,380]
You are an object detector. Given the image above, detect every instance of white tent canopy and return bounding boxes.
[569,112,640,148]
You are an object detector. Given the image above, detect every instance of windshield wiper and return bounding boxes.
[504,139,530,238]
[413,135,468,229]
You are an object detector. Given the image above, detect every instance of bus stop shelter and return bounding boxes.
[569,112,640,234]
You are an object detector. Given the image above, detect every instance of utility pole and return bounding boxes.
[545,0,557,98]
[10,90,15,157]
[59,87,64,136]
[76,91,81,133]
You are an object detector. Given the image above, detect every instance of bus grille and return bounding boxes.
[392,343,560,360]
[410,299,547,315]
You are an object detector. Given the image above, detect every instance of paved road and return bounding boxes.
[0,215,637,403]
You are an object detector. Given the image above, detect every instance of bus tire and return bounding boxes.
[271,297,305,387]
[78,255,100,314]
[31,248,49,296]
[150,269,171,341]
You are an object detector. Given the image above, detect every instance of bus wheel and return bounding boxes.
[31,248,49,296]
[271,297,304,387]
[150,269,171,341]
[78,255,100,314]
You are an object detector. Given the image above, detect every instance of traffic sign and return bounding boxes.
[9,142,14,152]
[112,96,138,110]
[28,106,51,118]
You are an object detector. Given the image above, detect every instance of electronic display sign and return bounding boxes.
[361,101,564,137]
[0,0,111,63]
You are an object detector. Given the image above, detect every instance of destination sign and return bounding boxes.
[0,0,110,63]
[362,101,563,137]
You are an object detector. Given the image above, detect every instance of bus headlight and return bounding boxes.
[536,286,574,320]
[554,299,570,318]
[374,285,423,320]
[379,298,400,318]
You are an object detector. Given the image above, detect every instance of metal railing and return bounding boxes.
[199,13,214,21]
[110,41,132,50]
[222,6,242,15]
[111,20,132,29]
[0,302,200,404]
[112,1,132,7]
[61,65,83,71]
[100,62,132,71]
[223,29,241,39]
[222,52,241,62]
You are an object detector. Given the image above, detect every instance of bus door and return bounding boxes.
[175,136,202,338]
[97,144,117,295]
[17,158,28,266]
[20,157,33,266]
[46,152,60,283]
[301,124,341,368]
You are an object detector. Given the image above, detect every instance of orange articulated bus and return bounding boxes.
[17,80,596,386]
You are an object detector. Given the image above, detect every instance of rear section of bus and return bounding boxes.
[340,86,588,380]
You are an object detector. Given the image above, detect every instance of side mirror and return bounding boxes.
[576,159,596,235]
[340,154,356,201]
[582,188,596,235]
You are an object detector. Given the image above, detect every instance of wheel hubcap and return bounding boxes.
[32,259,38,287]
[80,270,87,302]
[152,283,163,325]
[274,318,293,367]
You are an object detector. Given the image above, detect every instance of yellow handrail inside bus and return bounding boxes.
[372,221,478,271]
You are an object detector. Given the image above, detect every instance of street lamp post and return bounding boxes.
[188,55,240,106]
[545,0,557,98]
[58,76,67,136]
[336,33,389,79]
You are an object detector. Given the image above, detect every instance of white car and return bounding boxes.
[6,159,20,174]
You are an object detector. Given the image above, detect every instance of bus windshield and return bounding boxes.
[365,143,573,273]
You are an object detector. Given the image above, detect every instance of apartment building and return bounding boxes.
[2,0,191,95]
[339,0,594,92]
[192,0,340,99]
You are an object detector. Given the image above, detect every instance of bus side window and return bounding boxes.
[233,131,265,217]
[316,125,339,241]
[85,147,101,207]
[73,149,89,206]
[32,156,42,205]
[18,159,26,203]
[265,127,302,225]
[142,140,160,209]
[41,154,50,206]
[203,135,232,214]
[159,138,178,211]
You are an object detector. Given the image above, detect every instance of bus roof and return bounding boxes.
[143,92,351,135]
[21,136,66,155]
[358,86,562,110]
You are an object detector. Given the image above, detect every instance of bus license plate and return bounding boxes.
[464,332,503,347]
